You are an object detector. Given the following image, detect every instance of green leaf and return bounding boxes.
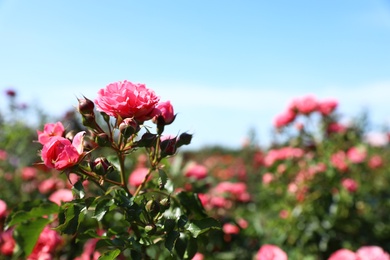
[164,218,176,233]
[187,217,221,238]
[184,237,198,260]
[72,180,85,199]
[93,197,114,221]
[14,217,52,257]
[158,168,168,190]
[98,249,121,260]
[165,231,180,253]
[177,192,207,219]
[6,201,59,227]
[55,204,83,235]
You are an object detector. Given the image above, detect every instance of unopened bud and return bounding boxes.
[145,200,160,217]
[95,133,110,147]
[119,118,140,139]
[82,113,98,129]
[91,157,113,176]
[145,224,156,235]
[78,97,95,115]
[160,137,177,157]
[176,132,192,148]
[159,197,171,211]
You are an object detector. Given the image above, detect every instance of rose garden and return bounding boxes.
[0,81,390,259]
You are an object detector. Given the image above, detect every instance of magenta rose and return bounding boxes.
[95,80,160,122]
[41,131,85,171]
[37,121,65,145]
[256,244,288,260]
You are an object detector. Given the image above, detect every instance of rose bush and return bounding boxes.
[1,88,390,259]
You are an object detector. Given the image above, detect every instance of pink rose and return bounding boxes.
[49,189,74,205]
[28,226,62,260]
[21,166,38,180]
[185,163,208,180]
[327,122,347,134]
[223,223,240,235]
[191,253,204,260]
[37,121,65,145]
[368,155,383,169]
[328,249,357,260]
[94,80,160,122]
[0,149,7,160]
[342,178,358,193]
[41,131,85,171]
[290,95,318,115]
[347,146,366,164]
[74,238,101,260]
[128,167,150,187]
[273,110,296,128]
[0,229,15,256]
[262,173,274,185]
[256,244,288,260]
[330,151,348,172]
[356,246,390,260]
[318,99,338,116]
[152,100,175,125]
[0,199,7,218]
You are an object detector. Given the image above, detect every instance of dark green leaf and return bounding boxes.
[184,237,198,260]
[98,249,121,260]
[177,192,207,219]
[187,218,221,238]
[6,201,59,227]
[164,218,176,233]
[93,197,114,221]
[14,217,52,256]
[165,231,180,253]
[72,180,85,199]
[55,204,83,235]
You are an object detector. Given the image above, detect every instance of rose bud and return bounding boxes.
[145,224,156,235]
[176,132,192,148]
[152,101,176,125]
[119,118,140,139]
[159,197,171,211]
[95,133,110,147]
[91,157,114,176]
[160,136,177,157]
[78,96,95,115]
[145,200,160,217]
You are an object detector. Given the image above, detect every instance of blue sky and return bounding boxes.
[1,0,390,149]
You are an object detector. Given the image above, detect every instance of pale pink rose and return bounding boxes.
[287,183,298,194]
[94,80,160,121]
[328,249,357,260]
[223,223,240,235]
[273,110,296,128]
[342,178,358,193]
[152,100,175,125]
[191,253,204,260]
[0,229,15,256]
[347,147,366,164]
[364,132,389,147]
[0,199,7,218]
[21,166,38,180]
[37,122,65,145]
[256,244,288,260]
[318,99,338,116]
[49,189,74,205]
[368,155,383,169]
[185,163,208,180]
[41,131,85,171]
[0,149,7,161]
[356,246,390,260]
[28,226,62,260]
[128,167,150,187]
[262,173,274,185]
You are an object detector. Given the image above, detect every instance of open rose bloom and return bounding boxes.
[41,131,85,171]
[94,80,160,122]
